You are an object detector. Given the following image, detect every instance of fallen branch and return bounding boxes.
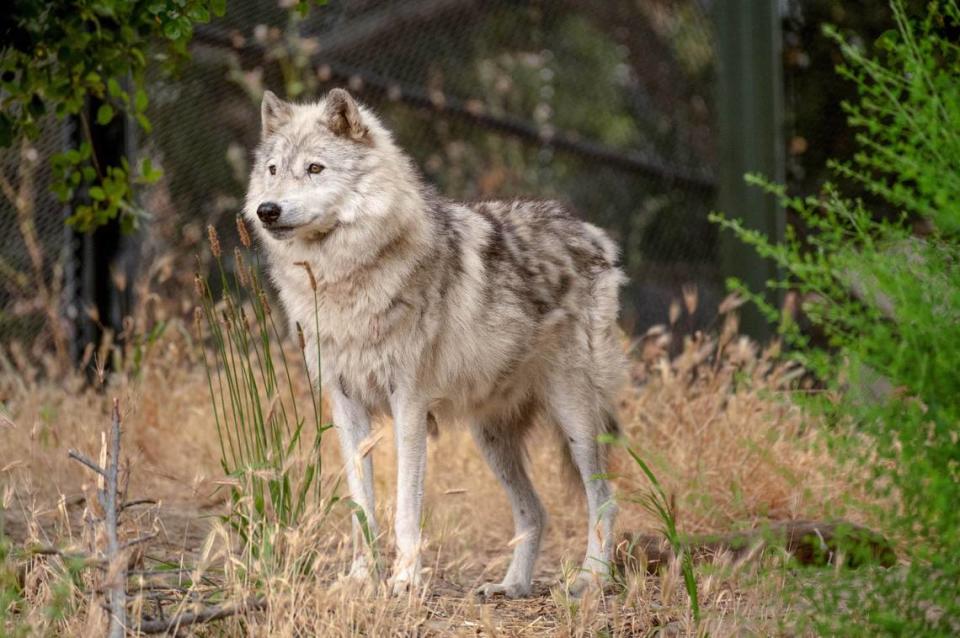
[64,404,260,635]
[136,596,267,634]
[120,532,159,551]
[19,544,106,568]
[616,519,896,573]
[121,498,158,510]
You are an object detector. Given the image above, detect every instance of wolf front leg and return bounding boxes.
[331,381,380,583]
[388,390,429,594]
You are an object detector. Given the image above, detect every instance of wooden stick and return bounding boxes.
[66,450,107,477]
[66,400,261,634]
[103,398,126,638]
[120,532,158,551]
[136,596,266,634]
[121,498,158,510]
[68,398,128,638]
[615,519,896,573]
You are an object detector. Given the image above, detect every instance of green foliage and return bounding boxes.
[712,1,960,633]
[194,223,334,571]
[0,0,224,231]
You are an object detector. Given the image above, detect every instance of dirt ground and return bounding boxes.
[0,325,864,635]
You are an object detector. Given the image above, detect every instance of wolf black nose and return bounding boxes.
[257,202,281,224]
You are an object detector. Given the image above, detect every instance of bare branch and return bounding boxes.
[20,544,105,567]
[121,498,158,510]
[136,596,267,634]
[120,532,158,551]
[104,398,126,638]
[0,170,18,208]
[67,449,107,477]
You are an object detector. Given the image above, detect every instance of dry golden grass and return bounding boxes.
[0,301,868,636]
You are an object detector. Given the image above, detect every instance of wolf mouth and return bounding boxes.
[266,222,339,243]
[266,225,298,240]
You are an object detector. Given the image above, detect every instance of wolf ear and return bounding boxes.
[324,88,367,141]
[261,90,292,139]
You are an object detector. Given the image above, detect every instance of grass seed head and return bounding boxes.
[258,289,272,315]
[296,322,306,351]
[236,215,252,248]
[207,224,222,258]
[234,247,248,288]
[293,261,317,291]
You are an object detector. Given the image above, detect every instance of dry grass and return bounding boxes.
[0,297,869,636]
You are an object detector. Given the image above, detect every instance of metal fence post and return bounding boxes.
[69,95,135,372]
[714,0,786,339]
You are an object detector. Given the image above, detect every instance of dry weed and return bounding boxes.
[0,292,867,636]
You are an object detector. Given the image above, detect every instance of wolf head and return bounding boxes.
[244,89,421,247]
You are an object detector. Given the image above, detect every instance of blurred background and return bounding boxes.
[0,0,905,365]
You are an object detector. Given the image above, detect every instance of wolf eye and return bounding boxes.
[268,165,277,176]
[307,163,325,175]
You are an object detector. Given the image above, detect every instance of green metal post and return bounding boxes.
[714,0,786,339]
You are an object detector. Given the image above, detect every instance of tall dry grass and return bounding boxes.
[0,289,867,636]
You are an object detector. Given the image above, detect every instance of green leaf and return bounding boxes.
[107,77,123,98]
[134,88,148,112]
[88,186,106,201]
[96,103,114,125]
[135,113,152,134]
[163,21,181,40]
[188,5,210,22]
[139,157,163,183]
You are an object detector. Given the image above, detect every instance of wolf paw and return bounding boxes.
[345,558,378,585]
[476,581,530,599]
[388,566,422,596]
[566,573,613,598]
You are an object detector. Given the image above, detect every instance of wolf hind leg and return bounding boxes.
[544,367,618,597]
[470,411,545,599]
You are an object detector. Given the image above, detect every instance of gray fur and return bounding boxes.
[244,89,627,597]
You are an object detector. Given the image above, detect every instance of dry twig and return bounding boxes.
[67,398,126,638]
[137,596,267,634]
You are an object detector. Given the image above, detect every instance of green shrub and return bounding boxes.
[712,1,960,634]
[1,0,226,231]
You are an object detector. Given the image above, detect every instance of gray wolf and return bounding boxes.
[243,88,626,597]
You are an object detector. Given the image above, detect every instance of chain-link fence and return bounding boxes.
[0,120,73,363]
[0,0,901,360]
[150,0,720,335]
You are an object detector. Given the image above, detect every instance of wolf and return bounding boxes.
[243,88,626,598]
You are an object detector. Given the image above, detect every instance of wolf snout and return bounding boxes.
[257,201,282,225]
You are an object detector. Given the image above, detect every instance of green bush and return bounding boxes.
[712,1,960,634]
[1,0,225,231]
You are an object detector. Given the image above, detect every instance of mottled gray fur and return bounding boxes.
[243,89,626,597]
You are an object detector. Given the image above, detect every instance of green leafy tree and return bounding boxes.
[713,1,960,633]
[0,0,226,231]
